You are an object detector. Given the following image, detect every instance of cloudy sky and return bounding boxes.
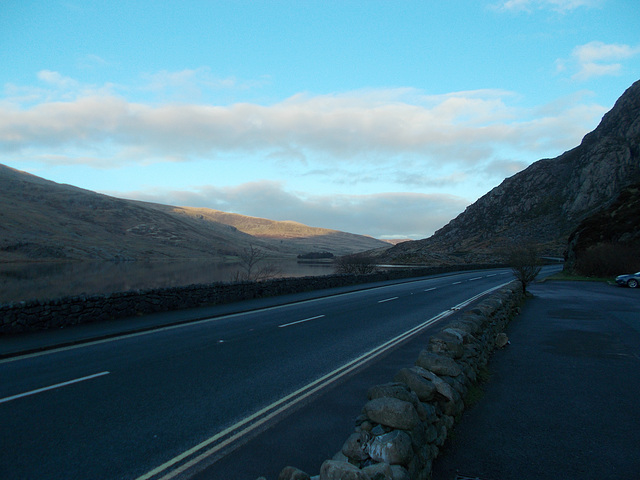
[1,1,639,240]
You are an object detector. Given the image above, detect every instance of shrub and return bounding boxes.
[334,255,377,274]
[574,242,639,277]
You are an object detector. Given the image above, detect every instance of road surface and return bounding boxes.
[0,267,558,479]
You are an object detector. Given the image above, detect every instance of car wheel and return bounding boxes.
[628,279,639,288]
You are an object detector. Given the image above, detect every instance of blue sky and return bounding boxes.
[1,0,639,239]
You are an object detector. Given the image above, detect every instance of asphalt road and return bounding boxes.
[0,267,558,480]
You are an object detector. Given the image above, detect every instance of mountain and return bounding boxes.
[379,79,640,265]
[564,182,640,273]
[0,164,388,262]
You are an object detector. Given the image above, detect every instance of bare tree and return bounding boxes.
[334,255,378,275]
[507,244,542,293]
[233,244,281,282]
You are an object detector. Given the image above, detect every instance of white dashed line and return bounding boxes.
[378,297,399,303]
[278,315,326,328]
[0,372,110,404]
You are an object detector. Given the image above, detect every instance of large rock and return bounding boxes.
[341,431,371,462]
[393,368,436,401]
[278,466,311,480]
[362,462,394,480]
[415,350,462,376]
[367,430,413,466]
[362,397,420,430]
[320,460,368,480]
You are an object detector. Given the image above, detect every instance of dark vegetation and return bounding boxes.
[334,255,378,274]
[505,244,542,293]
[297,251,335,260]
[573,243,639,277]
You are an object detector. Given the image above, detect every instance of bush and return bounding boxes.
[574,242,639,277]
[334,255,377,274]
[506,244,542,293]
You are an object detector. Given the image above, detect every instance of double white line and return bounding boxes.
[137,281,512,480]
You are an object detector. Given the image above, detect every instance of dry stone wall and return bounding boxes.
[0,264,498,334]
[264,281,523,480]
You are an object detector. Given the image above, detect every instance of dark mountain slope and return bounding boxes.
[380,79,640,265]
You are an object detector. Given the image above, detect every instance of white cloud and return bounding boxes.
[0,74,605,168]
[492,0,601,12]
[117,181,470,239]
[556,42,640,81]
[567,41,640,81]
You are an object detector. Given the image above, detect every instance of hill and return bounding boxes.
[0,164,388,262]
[379,79,640,265]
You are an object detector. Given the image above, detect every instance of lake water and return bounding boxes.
[0,259,336,304]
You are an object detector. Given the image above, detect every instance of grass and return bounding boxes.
[542,270,613,283]
[463,366,492,410]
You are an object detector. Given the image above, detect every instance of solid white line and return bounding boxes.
[136,281,515,480]
[278,315,325,328]
[0,371,110,404]
[378,297,399,303]
[424,287,437,292]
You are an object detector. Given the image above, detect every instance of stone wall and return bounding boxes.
[265,281,523,480]
[0,264,497,334]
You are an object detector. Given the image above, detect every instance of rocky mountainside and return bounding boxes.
[379,79,640,265]
[0,164,387,262]
[564,182,640,271]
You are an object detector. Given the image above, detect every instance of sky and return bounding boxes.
[1,1,639,240]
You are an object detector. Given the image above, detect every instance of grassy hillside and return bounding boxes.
[0,164,389,262]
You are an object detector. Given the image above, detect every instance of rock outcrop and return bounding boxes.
[564,182,640,272]
[380,79,640,265]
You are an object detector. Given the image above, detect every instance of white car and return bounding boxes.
[615,272,640,288]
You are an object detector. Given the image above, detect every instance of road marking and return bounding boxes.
[469,277,483,281]
[452,281,462,285]
[0,371,110,405]
[135,281,514,480]
[486,274,497,277]
[278,315,325,328]
[378,297,399,303]
[424,287,437,292]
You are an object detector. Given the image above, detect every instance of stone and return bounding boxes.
[389,465,410,480]
[415,350,462,377]
[410,367,457,403]
[368,383,416,404]
[428,335,465,359]
[362,462,393,480]
[342,431,371,462]
[393,368,436,401]
[368,383,428,420]
[496,332,509,347]
[367,430,413,466]
[320,460,369,480]
[362,397,420,430]
[278,466,311,480]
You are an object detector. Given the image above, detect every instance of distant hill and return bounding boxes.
[0,164,388,262]
[379,79,640,265]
